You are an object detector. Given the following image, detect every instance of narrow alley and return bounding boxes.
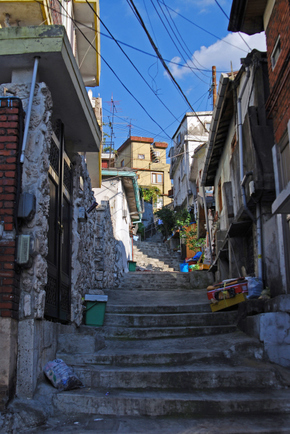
[2,236,290,433]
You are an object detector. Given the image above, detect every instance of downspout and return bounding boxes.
[237,67,255,222]
[256,203,263,281]
[202,186,213,263]
[20,57,40,164]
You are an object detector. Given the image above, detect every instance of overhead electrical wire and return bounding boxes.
[158,1,250,53]
[213,0,252,52]
[126,0,209,132]
[158,0,209,72]
[54,0,172,141]
[149,0,210,84]
[84,0,180,123]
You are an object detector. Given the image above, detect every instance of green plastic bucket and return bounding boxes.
[84,295,108,327]
[128,260,137,272]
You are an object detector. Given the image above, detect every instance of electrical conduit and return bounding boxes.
[20,57,40,164]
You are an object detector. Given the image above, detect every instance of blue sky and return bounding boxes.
[89,0,266,156]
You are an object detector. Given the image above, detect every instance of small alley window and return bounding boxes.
[121,159,125,167]
[280,136,290,189]
[152,172,163,184]
[271,36,281,70]
[138,154,145,159]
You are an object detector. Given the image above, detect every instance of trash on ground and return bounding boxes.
[43,359,83,391]
[245,276,263,299]
[207,277,249,312]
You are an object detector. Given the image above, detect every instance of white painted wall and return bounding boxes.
[93,178,132,267]
[171,112,212,209]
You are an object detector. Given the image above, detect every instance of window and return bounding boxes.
[177,132,181,145]
[121,159,125,167]
[280,136,290,189]
[205,123,211,131]
[271,36,281,70]
[152,172,163,184]
[138,154,145,159]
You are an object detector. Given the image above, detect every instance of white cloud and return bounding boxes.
[168,32,267,79]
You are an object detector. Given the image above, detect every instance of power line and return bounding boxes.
[100,31,223,72]
[158,0,209,72]
[213,0,252,51]
[85,0,180,123]
[126,0,209,132]
[149,0,210,84]
[54,0,172,141]
[159,1,250,53]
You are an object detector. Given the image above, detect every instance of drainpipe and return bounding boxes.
[256,203,263,280]
[20,57,40,164]
[202,186,212,263]
[237,67,255,222]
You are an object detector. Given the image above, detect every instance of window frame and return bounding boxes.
[271,36,281,70]
[151,172,163,184]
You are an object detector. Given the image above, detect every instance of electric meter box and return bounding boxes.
[16,234,30,265]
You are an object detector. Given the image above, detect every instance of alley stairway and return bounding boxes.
[49,262,290,433]
[132,237,181,271]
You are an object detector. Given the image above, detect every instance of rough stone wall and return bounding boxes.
[0,83,120,325]
[10,83,53,321]
[70,155,121,326]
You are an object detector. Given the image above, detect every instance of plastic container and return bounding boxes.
[128,260,137,272]
[84,294,108,327]
[179,263,189,272]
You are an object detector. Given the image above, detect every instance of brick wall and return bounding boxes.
[0,98,22,320]
[266,0,290,144]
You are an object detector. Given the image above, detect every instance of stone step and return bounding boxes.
[101,323,237,340]
[106,303,211,314]
[56,331,265,366]
[52,389,290,417]
[104,289,211,313]
[103,311,237,328]
[22,410,290,434]
[72,363,283,391]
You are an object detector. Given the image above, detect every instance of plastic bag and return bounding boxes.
[245,277,263,299]
[43,359,83,391]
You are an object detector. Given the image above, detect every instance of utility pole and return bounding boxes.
[105,94,120,167]
[212,66,217,109]
[127,119,133,137]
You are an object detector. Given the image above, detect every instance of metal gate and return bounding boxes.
[45,125,72,322]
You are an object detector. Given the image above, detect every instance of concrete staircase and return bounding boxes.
[133,238,181,271]
[50,268,290,432]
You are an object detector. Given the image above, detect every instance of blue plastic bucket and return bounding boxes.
[179,263,189,272]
